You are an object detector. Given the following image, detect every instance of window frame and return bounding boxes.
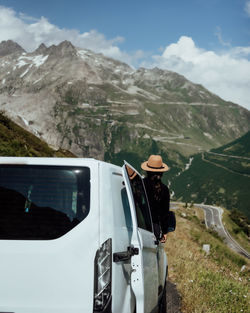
[124,163,154,233]
[0,165,91,240]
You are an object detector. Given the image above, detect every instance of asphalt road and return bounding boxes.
[196,204,250,259]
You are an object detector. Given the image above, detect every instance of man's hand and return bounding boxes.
[160,234,167,243]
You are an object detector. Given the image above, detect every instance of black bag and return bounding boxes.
[166,211,176,233]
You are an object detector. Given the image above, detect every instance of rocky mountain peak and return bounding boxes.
[47,40,77,58]
[34,43,47,54]
[0,40,26,57]
[58,40,75,49]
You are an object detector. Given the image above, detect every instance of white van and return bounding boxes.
[0,157,168,313]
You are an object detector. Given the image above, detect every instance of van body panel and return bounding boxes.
[138,228,158,311]
[0,221,99,312]
[0,158,100,313]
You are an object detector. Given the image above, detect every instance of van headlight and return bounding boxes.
[93,238,112,311]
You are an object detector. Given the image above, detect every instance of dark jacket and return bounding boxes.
[143,177,170,235]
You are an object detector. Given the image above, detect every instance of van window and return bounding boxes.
[125,165,152,232]
[0,165,90,240]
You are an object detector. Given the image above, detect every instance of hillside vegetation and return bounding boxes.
[0,112,74,157]
[223,208,250,252]
[166,204,249,313]
[171,131,250,218]
[211,130,250,157]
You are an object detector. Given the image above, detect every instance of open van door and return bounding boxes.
[121,162,158,313]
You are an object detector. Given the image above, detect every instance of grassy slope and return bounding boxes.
[166,204,249,313]
[171,154,250,218]
[222,209,250,253]
[171,129,250,219]
[0,112,75,157]
[212,130,250,157]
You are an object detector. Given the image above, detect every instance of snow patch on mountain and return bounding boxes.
[17,55,48,68]
[33,77,43,84]
[204,132,213,139]
[185,157,194,170]
[19,115,29,127]
[77,49,92,60]
[20,65,32,78]
[145,109,154,116]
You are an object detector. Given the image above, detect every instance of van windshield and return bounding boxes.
[0,165,90,240]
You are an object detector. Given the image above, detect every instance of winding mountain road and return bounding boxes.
[196,204,250,259]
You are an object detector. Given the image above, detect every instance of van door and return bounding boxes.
[122,162,158,313]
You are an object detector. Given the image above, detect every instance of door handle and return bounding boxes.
[113,246,139,262]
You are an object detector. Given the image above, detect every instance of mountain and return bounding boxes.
[170,131,250,218]
[0,40,26,57]
[0,111,74,157]
[0,40,250,172]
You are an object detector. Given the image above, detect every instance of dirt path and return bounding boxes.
[166,280,182,313]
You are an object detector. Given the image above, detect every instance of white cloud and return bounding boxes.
[245,1,250,17]
[142,36,250,111]
[0,5,142,66]
[214,26,231,47]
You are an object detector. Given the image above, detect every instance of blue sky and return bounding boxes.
[0,0,250,110]
[2,0,249,53]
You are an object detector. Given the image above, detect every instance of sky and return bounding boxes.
[0,0,250,110]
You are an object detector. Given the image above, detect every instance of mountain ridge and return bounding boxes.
[0,40,250,169]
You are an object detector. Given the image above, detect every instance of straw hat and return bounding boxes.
[126,166,137,180]
[141,155,169,172]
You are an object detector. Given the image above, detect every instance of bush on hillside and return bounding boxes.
[229,208,250,237]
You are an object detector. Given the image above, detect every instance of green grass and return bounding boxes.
[191,269,249,313]
[188,211,247,269]
[166,204,250,313]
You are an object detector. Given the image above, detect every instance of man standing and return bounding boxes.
[141,155,171,243]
